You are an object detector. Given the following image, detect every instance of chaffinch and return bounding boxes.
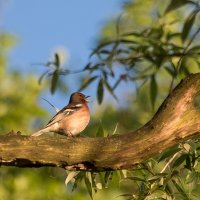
[32,92,90,136]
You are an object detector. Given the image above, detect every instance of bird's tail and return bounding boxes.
[31,130,44,137]
[31,126,51,137]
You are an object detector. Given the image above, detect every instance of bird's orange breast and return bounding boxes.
[59,104,90,135]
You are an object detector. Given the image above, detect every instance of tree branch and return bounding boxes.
[1,73,200,171]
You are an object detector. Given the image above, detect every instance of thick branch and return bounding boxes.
[1,73,200,171]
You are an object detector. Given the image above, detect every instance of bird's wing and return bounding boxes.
[45,103,82,127]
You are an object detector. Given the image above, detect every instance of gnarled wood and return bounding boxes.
[1,73,200,171]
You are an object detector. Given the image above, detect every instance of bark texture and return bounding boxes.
[1,73,200,171]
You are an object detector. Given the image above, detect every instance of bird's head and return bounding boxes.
[69,92,90,104]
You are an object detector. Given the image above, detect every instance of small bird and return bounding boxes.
[32,92,90,137]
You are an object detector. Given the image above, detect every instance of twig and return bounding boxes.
[160,151,181,173]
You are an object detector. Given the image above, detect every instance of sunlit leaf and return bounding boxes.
[97,78,104,104]
[65,171,78,186]
[96,182,102,190]
[182,10,197,42]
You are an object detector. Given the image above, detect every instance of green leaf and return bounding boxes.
[172,179,189,199]
[65,172,78,186]
[150,75,157,110]
[182,10,197,42]
[122,31,141,37]
[185,155,192,170]
[71,172,84,192]
[179,61,190,75]
[90,40,114,57]
[186,171,198,184]
[54,53,60,68]
[165,184,174,197]
[79,76,98,91]
[117,38,138,44]
[90,173,97,193]
[103,79,118,101]
[51,70,59,94]
[96,122,104,137]
[188,45,200,53]
[104,171,113,188]
[165,0,192,14]
[98,49,111,55]
[164,66,176,77]
[148,173,168,182]
[38,70,49,84]
[97,79,104,104]
[112,78,121,90]
[84,62,91,70]
[84,174,93,199]
[172,153,188,169]
[166,32,182,41]
[159,146,180,162]
[126,176,147,183]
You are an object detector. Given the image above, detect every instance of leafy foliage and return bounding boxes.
[42,0,200,108]
[64,140,200,199]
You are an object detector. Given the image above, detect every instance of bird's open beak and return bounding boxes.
[85,95,90,103]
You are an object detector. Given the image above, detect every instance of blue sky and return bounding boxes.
[2,0,120,72]
[1,0,122,110]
